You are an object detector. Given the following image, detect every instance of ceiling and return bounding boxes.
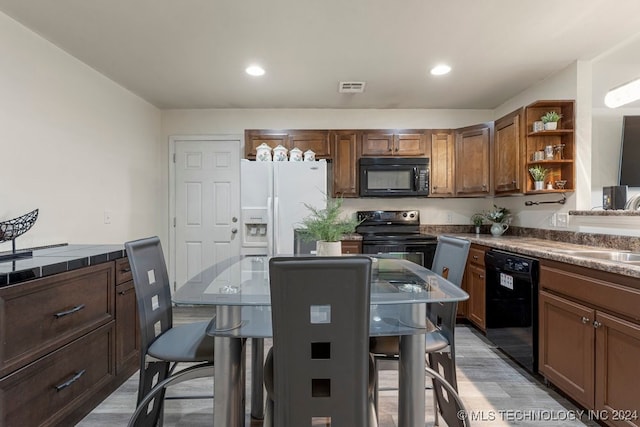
[2,0,640,110]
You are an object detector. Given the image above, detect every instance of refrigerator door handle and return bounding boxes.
[267,196,274,256]
[273,196,280,254]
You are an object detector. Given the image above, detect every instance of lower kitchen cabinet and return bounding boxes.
[463,244,487,329]
[115,258,139,374]
[341,240,362,254]
[539,260,640,427]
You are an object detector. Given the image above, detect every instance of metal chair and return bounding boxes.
[125,236,215,427]
[370,235,470,425]
[263,256,378,427]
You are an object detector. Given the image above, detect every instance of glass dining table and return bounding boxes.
[173,254,468,427]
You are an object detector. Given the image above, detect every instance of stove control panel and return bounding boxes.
[356,210,420,225]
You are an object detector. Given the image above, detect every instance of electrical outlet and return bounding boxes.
[550,213,557,227]
[446,212,453,224]
[104,211,112,224]
[557,213,568,228]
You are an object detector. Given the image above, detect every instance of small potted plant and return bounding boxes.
[483,205,511,236]
[529,165,548,190]
[471,213,484,235]
[299,197,361,256]
[541,111,562,130]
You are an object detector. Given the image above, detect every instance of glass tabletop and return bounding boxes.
[173,254,468,307]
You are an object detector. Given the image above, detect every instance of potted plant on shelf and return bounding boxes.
[483,205,511,236]
[529,165,548,191]
[471,213,484,235]
[541,111,562,130]
[299,197,361,256]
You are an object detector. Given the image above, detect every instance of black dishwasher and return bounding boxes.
[485,250,539,373]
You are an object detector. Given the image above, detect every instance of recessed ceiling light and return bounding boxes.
[430,64,451,76]
[245,65,265,77]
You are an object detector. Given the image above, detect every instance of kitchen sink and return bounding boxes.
[552,249,640,262]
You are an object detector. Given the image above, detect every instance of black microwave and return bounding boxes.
[359,157,429,197]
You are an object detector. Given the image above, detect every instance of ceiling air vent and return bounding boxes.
[338,81,366,93]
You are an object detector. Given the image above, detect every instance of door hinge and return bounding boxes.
[173,217,176,227]
[173,281,177,292]
[173,153,176,163]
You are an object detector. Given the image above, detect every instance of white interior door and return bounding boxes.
[171,136,241,291]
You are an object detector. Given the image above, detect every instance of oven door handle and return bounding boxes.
[413,167,418,191]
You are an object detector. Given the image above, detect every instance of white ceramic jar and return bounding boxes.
[273,145,288,162]
[303,149,315,162]
[289,147,303,161]
[256,143,272,161]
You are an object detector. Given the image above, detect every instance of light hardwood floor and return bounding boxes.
[78,307,598,427]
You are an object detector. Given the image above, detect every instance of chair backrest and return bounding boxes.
[431,236,471,287]
[124,236,173,357]
[268,256,372,427]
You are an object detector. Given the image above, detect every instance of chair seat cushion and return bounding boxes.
[369,330,449,356]
[147,320,215,362]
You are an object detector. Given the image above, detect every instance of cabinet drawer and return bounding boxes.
[541,262,640,322]
[468,246,486,267]
[115,257,132,284]
[0,322,115,427]
[0,263,114,377]
[341,240,362,254]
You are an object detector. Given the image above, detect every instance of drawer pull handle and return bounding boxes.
[55,369,86,392]
[118,288,134,296]
[120,268,131,273]
[54,304,86,318]
[593,320,602,328]
[581,316,590,324]
[473,255,479,260]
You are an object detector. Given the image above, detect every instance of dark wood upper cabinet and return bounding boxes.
[330,130,359,198]
[455,122,493,196]
[360,131,426,157]
[428,130,455,197]
[244,130,330,159]
[494,108,524,194]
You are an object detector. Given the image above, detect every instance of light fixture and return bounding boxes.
[430,64,451,76]
[604,77,640,108]
[245,65,265,77]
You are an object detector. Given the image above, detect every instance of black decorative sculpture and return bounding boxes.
[0,209,39,261]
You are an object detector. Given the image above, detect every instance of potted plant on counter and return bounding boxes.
[483,205,511,236]
[471,213,484,235]
[529,165,548,191]
[299,197,361,256]
[541,111,562,130]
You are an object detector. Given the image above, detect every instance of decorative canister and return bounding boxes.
[256,143,272,161]
[533,121,544,132]
[289,147,303,161]
[303,149,316,162]
[273,145,288,161]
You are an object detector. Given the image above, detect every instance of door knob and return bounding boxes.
[232,216,238,223]
[231,228,238,234]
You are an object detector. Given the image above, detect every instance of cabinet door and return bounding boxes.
[115,280,139,374]
[289,131,330,158]
[466,263,486,331]
[455,123,492,196]
[539,291,595,408]
[429,130,455,197]
[395,133,425,156]
[595,311,640,427]
[331,131,358,197]
[361,132,395,156]
[494,109,523,194]
[244,131,288,159]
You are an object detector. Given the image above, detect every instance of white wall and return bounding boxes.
[0,12,162,251]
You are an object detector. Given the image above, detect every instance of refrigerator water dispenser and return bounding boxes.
[242,208,268,247]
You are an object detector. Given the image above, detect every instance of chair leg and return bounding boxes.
[263,397,274,427]
[129,363,215,427]
[136,361,171,427]
[432,380,440,426]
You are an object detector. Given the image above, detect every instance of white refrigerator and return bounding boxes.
[240,159,327,255]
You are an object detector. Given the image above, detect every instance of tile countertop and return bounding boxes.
[448,233,640,279]
[0,244,125,287]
